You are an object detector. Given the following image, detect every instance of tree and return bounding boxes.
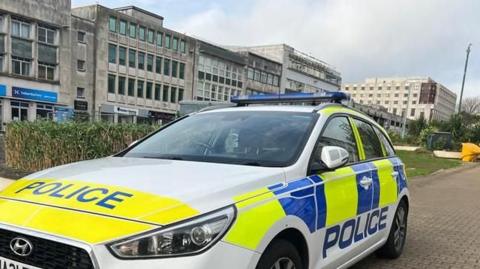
[461,96,480,114]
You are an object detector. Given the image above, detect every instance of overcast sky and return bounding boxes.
[72,0,480,98]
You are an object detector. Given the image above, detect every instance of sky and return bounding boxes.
[72,0,480,98]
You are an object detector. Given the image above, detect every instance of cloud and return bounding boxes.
[176,0,480,97]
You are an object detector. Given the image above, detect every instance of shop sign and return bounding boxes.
[12,87,57,103]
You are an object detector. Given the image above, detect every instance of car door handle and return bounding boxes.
[359,176,373,190]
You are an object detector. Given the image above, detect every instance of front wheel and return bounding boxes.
[377,200,408,259]
[256,239,304,269]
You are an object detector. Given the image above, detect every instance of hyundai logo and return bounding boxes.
[10,237,33,257]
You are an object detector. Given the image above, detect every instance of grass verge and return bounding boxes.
[396,150,463,178]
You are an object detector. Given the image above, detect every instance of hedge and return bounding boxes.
[5,121,159,172]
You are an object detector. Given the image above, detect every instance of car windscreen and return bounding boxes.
[123,111,317,167]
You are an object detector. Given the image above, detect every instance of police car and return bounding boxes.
[0,92,409,269]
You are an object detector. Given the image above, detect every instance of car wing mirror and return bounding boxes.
[320,146,349,170]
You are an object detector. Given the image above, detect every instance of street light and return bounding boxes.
[458,43,472,113]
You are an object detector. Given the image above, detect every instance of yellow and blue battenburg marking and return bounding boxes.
[226,157,407,253]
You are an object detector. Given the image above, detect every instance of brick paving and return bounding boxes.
[352,165,480,269]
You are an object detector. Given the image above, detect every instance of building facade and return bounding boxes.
[0,0,73,128]
[232,44,341,94]
[343,77,457,122]
[71,5,195,124]
[192,41,246,102]
[236,51,282,95]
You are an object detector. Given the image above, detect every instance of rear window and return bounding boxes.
[353,119,383,160]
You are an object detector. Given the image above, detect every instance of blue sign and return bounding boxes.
[55,107,74,122]
[0,85,6,97]
[12,87,57,103]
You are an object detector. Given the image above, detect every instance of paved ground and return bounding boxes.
[352,164,480,269]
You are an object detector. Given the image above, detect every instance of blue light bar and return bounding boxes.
[230,91,350,105]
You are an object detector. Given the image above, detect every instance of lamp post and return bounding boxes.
[458,43,472,113]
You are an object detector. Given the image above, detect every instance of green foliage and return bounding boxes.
[408,116,428,137]
[5,121,158,172]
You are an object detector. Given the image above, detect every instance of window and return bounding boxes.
[146,82,153,99]
[180,40,186,53]
[77,31,86,43]
[165,34,171,49]
[393,108,397,114]
[76,87,85,99]
[178,88,184,102]
[155,57,162,74]
[273,76,279,87]
[374,128,395,157]
[162,85,169,102]
[117,76,125,95]
[172,37,179,51]
[354,119,383,160]
[410,108,416,117]
[138,52,145,69]
[137,80,144,98]
[247,68,254,79]
[267,74,273,85]
[38,63,55,80]
[179,63,185,79]
[157,32,163,47]
[12,57,31,76]
[170,87,177,103]
[109,16,117,32]
[163,58,170,76]
[108,74,116,93]
[119,20,127,35]
[171,60,178,77]
[147,54,154,72]
[0,56,3,72]
[138,26,146,41]
[128,78,135,96]
[36,104,53,120]
[119,46,126,66]
[108,44,116,64]
[155,84,161,100]
[12,20,30,39]
[11,101,29,121]
[129,23,136,38]
[38,26,55,44]
[317,117,358,163]
[147,29,154,44]
[128,49,136,68]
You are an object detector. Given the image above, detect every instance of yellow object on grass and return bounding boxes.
[461,143,480,162]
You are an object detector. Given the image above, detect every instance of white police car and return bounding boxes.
[0,92,409,269]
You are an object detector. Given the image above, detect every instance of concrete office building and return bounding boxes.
[232,44,341,94]
[0,0,73,128]
[343,77,457,122]
[193,41,246,102]
[235,50,282,95]
[71,5,195,124]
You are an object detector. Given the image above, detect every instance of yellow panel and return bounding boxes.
[225,189,286,250]
[322,167,358,226]
[349,117,366,160]
[0,198,154,244]
[373,159,398,207]
[0,178,199,225]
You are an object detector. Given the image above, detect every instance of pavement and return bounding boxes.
[352,164,480,268]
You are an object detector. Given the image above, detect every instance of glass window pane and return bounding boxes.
[354,119,383,160]
[118,76,126,95]
[165,34,171,49]
[157,32,163,47]
[319,117,359,163]
[128,78,135,96]
[129,49,136,67]
[163,58,170,76]
[137,80,144,98]
[139,26,146,41]
[108,74,116,93]
[108,44,116,64]
[138,52,145,69]
[147,29,154,44]
[129,23,136,38]
[119,20,127,35]
[109,16,117,32]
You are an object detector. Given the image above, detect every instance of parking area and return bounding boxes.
[353,165,480,268]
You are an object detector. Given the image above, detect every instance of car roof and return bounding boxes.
[199,105,320,114]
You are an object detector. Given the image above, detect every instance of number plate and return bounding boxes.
[0,256,42,269]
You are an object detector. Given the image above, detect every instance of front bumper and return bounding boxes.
[0,223,260,269]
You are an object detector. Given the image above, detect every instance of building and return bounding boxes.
[192,40,246,102]
[71,5,195,124]
[231,44,341,94]
[352,102,407,132]
[343,77,457,122]
[0,0,73,128]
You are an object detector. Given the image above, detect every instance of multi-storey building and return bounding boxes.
[71,5,195,124]
[192,41,246,102]
[0,0,73,128]
[232,44,341,94]
[235,50,282,95]
[343,77,457,122]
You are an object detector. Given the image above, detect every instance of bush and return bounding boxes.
[5,121,159,172]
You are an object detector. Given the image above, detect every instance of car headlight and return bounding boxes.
[108,206,236,259]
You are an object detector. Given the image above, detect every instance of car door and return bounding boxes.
[308,115,373,268]
[351,118,398,244]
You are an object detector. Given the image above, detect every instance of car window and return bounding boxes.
[353,119,383,160]
[374,127,395,157]
[123,111,317,167]
[316,116,359,164]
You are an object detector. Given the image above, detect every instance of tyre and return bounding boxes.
[256,239,304,269]
[377,200,408,259]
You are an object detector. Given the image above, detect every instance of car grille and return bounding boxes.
[0,228,94,269]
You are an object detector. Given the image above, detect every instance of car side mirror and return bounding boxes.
[320,146,349,170]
